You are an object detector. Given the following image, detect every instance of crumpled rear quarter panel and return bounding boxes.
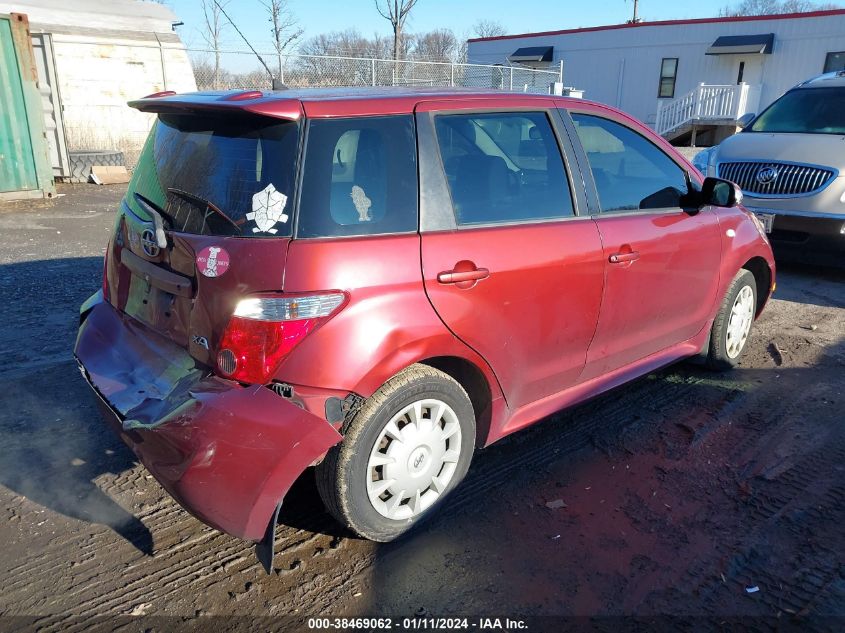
[75,298,342,540]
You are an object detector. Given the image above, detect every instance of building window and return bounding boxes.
[824,51,845,73]
[658,58,678,98]
[737,61,745,84]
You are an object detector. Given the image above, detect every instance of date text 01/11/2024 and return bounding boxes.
[306,617,529,630]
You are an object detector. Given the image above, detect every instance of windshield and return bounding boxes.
[126,113,300,237]
[749,87,845,135]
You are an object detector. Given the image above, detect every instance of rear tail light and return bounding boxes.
[216,293,346,384]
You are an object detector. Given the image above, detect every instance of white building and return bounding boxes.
[467,9,845,145]
[0,0,196,177]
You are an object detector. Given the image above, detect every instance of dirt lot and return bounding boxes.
[0,185,843,631]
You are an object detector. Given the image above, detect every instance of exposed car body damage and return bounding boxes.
[75,297,342,549]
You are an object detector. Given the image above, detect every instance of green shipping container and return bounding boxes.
[0,13,54,198]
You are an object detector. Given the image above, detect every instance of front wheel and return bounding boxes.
[316,364,476,541]
[706,269,758,371]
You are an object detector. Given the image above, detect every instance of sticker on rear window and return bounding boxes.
[247,183,289,234]
[196,246,230,278]
[350,185,372,222]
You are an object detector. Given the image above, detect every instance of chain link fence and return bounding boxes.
[189,49,562,94]
[56,43,562,174]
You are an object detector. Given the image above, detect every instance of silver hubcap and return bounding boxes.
[366,398,462,520]
[726,285,754,359]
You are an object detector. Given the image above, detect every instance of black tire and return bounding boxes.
[706,269,757,371]
[316,364,476,541]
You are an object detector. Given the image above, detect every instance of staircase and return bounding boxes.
[655,83,761,141]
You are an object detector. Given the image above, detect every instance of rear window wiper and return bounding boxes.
[166,188,243,235]
[133,192,172,249]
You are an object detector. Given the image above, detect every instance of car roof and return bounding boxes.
[796,70,845,89]
[129,87,587,119]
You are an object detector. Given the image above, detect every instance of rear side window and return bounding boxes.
[433,111,574,226]
[297,115,418,238]
[571,113,687,213]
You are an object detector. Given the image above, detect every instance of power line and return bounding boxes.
[212,0,275,80]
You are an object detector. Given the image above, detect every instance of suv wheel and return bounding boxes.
[316,364,476,541]
[706,269,757,371]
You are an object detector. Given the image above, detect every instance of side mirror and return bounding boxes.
[701,177,743,208]
[737,112,756,129]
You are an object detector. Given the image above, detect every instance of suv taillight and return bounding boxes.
[216,293,346,384]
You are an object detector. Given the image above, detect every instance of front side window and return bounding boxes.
[297,115,418,238]
[824,51,845,73]
[571,113,688,214]
[658,58,678,98]
[433,111,574,226]
[749,87,845,134]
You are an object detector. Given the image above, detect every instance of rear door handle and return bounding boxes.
[609,251,640,264]
[437,268,490,284]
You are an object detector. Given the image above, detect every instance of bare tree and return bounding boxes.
[471,19,507,38]
[200,0,227,89]
[369,32,393,59]
[459,19,507,63]
[260,0,304,81]
[397,32,417,61]
[374,0,421,61]
[414,29,458,62]
[720,0,840,15]
[298,29,400,61]
[300,29,377,58]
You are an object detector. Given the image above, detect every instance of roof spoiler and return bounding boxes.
[128,90,302,120]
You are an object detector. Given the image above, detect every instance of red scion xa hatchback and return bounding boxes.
[74,88,775,571]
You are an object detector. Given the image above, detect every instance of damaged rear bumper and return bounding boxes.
[74,295,342,541]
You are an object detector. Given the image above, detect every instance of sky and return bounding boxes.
[166,0,735,52]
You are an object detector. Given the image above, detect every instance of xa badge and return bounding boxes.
[191,335,210,350]
[141,228,160,258]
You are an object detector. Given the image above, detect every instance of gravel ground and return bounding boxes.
[0,185,843,631]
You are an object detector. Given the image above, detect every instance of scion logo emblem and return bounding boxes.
[413,453,425,469]
[755,166,779,186]
[141,228,160,258]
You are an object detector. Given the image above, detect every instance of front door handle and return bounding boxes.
[609,251,640,264]
[437,267,490,284]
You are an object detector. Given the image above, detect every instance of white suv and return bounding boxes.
[696,72,845,264]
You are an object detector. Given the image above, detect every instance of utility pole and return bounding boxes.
[629,0,641,24]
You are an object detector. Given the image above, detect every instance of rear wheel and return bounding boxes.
[316,364,476,541]
[706,269,757,371]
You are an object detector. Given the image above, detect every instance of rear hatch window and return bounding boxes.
[128,113,300,236]
[106,113,300,368]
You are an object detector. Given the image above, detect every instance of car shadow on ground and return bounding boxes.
[0,257,153,555]
[771,261,845,308]
[0,363,154,556]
